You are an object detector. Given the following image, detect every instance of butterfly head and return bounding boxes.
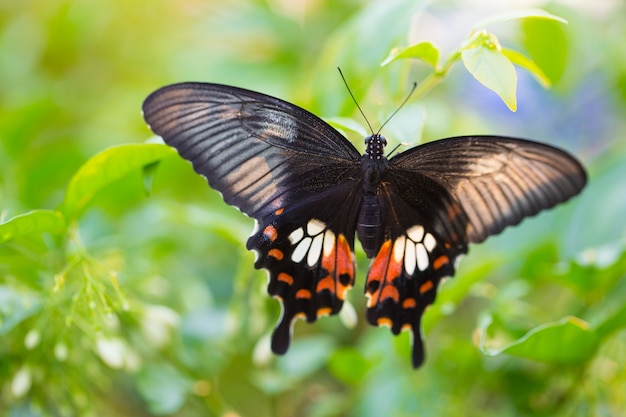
[365,134,387,160]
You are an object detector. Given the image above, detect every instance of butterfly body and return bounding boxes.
[142,82,586,368]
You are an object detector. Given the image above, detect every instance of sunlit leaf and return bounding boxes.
[381,42,439,67]
[63,143,175,219]
[502,48,551,88]
[462,45,517,111]
[483,316,599,364]
[0,209,66,243]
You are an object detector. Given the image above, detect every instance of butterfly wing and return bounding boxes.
[365,136,586,367]
[391,136,587,243]
[142,82,363,354]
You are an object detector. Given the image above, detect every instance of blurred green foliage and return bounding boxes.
[1,0,626,416]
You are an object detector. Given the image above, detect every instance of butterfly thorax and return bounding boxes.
[358,134,389,257]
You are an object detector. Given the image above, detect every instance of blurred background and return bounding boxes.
[1,0,625,416]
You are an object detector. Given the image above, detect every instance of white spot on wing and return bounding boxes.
[404,239,416,275]
[416,243,429,271]
[407,225,424,242]
[288,227,304,245]
[423,233,436,252]
[292,237,311,263]
[393,236,406,263]
[307,234,324,267]
[323,229,335,257]
[307,219,326,236]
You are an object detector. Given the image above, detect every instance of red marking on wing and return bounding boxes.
[366,240,406,304]
[368,240,392,280]
[274,208,284,215]
[336,234,354,278]
[263,225,278,242]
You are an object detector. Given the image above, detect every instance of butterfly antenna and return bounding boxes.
[376,81,418,135]
[337,67,375,134]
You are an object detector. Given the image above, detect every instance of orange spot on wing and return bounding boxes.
[263,225,278,242]
[377,317,393,328]
[402,298,417,309]
[274,208,284,215]
[277,272,293,285]
[419,280,433,294]
[316,275,335,293]
[433,255,449,270]
[380,285,400,303]
[317,307,332,317]
[268,249,284,260]
[295,289,311,299]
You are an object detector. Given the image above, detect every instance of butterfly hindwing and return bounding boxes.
[142,82,365,354]
[364,180,467,368]
[246,179,363,353]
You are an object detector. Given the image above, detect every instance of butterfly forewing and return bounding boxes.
[389,136,587,243]
[142,83,361,219]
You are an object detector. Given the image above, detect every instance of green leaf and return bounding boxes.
[381,42,439,67]
[522,17,568,85]
[63,143,175,219]
[328,348,369,385]
[483,316,599,364]
[462,45,518,111]
[472,9,568,29]
[142,161,161,196]
[0,209,66,243]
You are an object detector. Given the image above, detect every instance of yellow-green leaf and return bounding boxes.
[63,143,175,219]
[462,45,517,111]
[381,42,439,67]
[0,210,66,243]
[502,48,551,88]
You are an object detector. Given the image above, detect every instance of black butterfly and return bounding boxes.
[142,82,586,368]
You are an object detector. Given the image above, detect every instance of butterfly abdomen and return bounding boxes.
[357,194,384,258]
